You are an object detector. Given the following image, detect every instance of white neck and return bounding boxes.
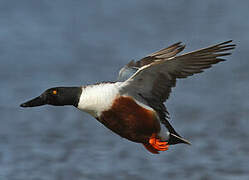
[77,82,121,117]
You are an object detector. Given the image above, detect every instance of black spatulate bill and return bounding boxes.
[20,96,46,107]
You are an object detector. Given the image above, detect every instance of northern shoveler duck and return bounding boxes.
[20,40,235,154]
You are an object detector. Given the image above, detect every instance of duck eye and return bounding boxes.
[52,90,57,95]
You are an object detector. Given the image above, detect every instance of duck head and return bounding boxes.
[20,87,82,108]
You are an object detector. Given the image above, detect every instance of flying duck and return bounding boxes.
[20,40,235,154]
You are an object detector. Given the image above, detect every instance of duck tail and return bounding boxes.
[169,133,191,145]
[163,119,191,145]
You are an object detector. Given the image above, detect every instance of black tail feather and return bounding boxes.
[168,133,191,145]
[163,119,191,145]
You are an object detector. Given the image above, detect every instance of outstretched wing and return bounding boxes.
[117,42,185,81]
[120,40,235,114]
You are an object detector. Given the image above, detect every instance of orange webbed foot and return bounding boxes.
[149,136,169,151]
[143,133,169,154]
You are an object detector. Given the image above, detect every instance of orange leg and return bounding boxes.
[143,133,169,154]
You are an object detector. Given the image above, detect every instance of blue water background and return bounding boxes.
[1,1,249,179]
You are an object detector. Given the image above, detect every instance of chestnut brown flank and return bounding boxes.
[98,96,160,143]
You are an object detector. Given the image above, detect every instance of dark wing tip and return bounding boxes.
[221,39,233,44]
[20,103,27,107]
[218,40,235,46]
[167,41,182,48]
[217,40,236,49]
[214,40,236,56]
[178,44,186,52]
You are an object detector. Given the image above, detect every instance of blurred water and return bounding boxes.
[1,1,249,180]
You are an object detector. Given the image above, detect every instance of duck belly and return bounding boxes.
[98,96,161,143]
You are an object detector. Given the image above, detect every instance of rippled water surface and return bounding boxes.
[1,1,249,180]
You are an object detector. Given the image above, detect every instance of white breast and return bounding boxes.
[77,82,121,117]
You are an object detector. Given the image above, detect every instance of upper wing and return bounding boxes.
[117,42,185,81]
[120,40,236,105]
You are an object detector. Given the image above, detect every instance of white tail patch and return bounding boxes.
[158,123,170,141]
